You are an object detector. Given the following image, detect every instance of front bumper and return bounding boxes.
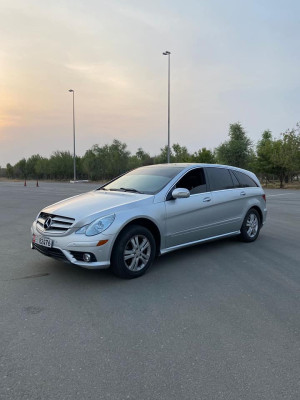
[31,222,112,269]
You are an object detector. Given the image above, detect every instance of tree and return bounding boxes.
[6,163,14,178]
[172,143,191,162]
[82,139,130,180]
[4,125,299,185]
[271,130,300,187]
[256,127,300,187]
[128,148,152,170]
[82,148,99,180]
[282,128,300,181]
[256,130,273,172]
[216,123,253,168]
[26,154,43,179]
[49,151,73,179]
[136,148,151,164]
[13,158,27,179]
[191,148,216,163]
[35,157,50,179]
[154,145,173,164]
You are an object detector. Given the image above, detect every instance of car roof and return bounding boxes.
[142,163,249,172]
[141,163,259,183]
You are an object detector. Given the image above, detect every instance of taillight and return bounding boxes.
[262,194,266,202]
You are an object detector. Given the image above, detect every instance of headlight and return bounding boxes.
[76,214,115,236]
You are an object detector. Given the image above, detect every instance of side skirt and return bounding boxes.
[160,231,241,255]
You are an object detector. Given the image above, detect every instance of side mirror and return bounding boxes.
[172,188,190,199]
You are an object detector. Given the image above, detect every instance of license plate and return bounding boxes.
[37,236,52,248]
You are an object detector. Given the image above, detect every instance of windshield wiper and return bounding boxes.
[100,187,143,193]
[119,187,142,193]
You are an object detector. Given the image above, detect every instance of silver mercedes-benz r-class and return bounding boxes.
[31,164,267,278]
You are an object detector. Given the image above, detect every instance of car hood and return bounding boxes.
[42,190,154,222]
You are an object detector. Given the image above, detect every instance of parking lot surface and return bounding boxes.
[0,181,299,400]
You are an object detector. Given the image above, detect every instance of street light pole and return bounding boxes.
[163,51,171,163]
[68,89,76,181]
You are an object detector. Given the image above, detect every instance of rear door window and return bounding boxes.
[205,167,235,191]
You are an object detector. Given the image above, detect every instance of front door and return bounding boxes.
[165,168,215,248]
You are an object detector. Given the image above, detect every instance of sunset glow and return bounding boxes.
[1,0,300,165]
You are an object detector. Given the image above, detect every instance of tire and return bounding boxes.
[240,208,261,242]
[111,225,156,279]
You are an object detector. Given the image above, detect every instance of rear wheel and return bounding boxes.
[240,208,261,242]
[111,225,156,279]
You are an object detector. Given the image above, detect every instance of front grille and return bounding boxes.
[33,243,67,261]
[37,212,75,234]
[70,251,97,262]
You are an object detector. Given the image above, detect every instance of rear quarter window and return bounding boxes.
[232,170,258,188]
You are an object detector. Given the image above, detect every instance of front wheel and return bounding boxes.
[240,209,261,242]
[111,225,156,279]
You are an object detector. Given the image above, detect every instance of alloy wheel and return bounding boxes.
[246,213,259,238]
[123,235,151,271]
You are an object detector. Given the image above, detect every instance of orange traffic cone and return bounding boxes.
[24,180,27,186]
[36,180,39,187]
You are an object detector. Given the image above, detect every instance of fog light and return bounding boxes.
[83,253,91,262]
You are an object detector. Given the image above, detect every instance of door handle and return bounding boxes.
[203,197,211,202]
[240,191,246,196]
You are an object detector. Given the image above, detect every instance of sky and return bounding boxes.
[0,0,299,166]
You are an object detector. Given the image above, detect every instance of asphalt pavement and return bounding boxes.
[0,181,299,400]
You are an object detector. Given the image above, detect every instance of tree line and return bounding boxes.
[2,122,300,187]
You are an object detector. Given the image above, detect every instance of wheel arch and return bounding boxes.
[111,218,161,258]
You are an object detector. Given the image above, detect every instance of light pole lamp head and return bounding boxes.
[68,89,74,92]
[163,51,171,55]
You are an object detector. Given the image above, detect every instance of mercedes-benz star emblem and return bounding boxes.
[44,217,52,230]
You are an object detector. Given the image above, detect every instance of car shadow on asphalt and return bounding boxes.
[30,235,246,286]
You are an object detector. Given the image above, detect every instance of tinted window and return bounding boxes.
[229,170,240,187]
[206,168,234,191]
[232,170,258,188]
[176,168,207,194]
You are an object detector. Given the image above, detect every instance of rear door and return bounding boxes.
[204,167,247,234]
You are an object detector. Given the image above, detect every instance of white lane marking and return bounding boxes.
[267,193,294,197]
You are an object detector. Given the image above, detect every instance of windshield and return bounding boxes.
[100,166,184,195]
